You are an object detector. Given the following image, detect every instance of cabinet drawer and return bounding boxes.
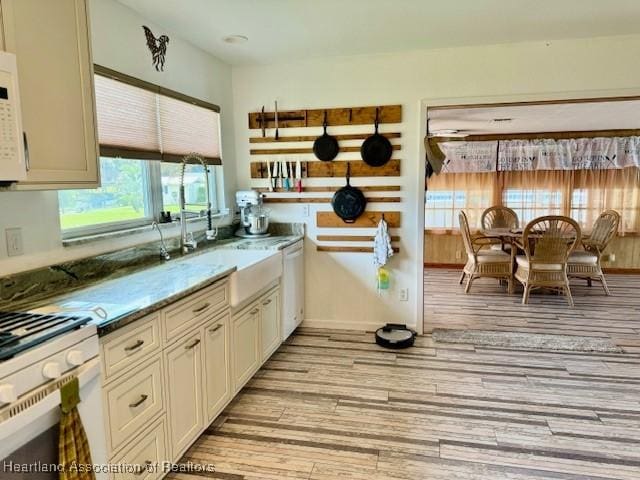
[101,314,161,382]
[111,417,168,480]
[105,357,164,453]
[162,281,228,344]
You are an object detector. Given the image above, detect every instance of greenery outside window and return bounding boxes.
[59,158,219,237]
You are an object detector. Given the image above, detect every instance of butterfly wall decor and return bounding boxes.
[142,25,170,71]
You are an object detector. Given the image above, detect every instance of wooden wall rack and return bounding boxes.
[316,246,400,253]
[248,105,402,130]
[250,144,401,156]
[255,185,401,193]
[250,132,402,144]
[250,160,400,179]
[317,235,401,242]
[248,103,404,254]
[263,196,400,204]
[316,211,401,228]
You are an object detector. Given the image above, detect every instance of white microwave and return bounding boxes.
[0,51,26,182]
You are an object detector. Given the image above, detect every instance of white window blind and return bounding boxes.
[94,70,222,164]
[158,94,221,162]
[94,75,161,157]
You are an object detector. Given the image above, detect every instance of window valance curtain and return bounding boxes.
[94,70,222,165]
[438,137,640,173]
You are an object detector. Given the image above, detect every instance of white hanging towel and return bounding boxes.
[373,218,394,268]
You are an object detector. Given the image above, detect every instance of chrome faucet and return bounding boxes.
[179,153,217,254]
[151,221,171,261]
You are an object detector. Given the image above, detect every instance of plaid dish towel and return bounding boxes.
[59,378,95,480]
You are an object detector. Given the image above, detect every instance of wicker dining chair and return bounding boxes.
[459,211,514,294]
[567,210,620,295]
[514,216,581,306]
[481,206,520,251]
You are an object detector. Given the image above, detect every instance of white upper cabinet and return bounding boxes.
[0,0,99,188]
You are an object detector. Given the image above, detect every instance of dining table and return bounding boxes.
[483,227,525,252]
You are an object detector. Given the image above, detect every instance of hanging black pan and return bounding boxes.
[313,110,339,161]
[361,107,392,167]
[332,162,367,223]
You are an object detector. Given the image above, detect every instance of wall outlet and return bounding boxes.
[455,250,462,260]
[302,205,310,217]
[5,228,23,257]
[399,288,409,302]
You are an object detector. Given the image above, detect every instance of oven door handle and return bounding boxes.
[0,358,100,446]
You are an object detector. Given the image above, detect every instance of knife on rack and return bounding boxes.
[260,106,266,138]
[295,159,302,193]
[274,100,279,140]
[266,157,273,192]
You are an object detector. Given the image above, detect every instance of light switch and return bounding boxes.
[5,227,23,257]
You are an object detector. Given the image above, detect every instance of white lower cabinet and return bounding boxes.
[164,330,204,459]
[111,417,167,480]
[232,286,281,393]
[232,305,260,393]
[101,277,285,473]
[202,311,231,422]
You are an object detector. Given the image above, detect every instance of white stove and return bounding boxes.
[0,313,106,477]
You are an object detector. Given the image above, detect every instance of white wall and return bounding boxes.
[232,34,640,330]
[0,0,236,275]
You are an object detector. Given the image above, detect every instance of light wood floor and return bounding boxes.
[424,269,640,352]
[169,327,640,480]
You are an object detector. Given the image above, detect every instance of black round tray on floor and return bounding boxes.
[375,324,416,349]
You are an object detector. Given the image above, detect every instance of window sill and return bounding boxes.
[62,210,229,247]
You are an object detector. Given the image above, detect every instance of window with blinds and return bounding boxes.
[94,71,222,164]
[57,67,223,238]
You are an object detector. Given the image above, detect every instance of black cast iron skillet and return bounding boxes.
[332,163,367,223]
[361,107,392,167]
[313,110,339,161]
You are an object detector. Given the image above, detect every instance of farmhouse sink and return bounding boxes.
[197,249,282,307]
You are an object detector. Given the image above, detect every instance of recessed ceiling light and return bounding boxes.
[223,35,248,44]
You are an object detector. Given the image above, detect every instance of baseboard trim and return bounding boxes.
[602,267,640,274]
[424,263,640,274]
[301,319,417,332]
[424,262,465,269]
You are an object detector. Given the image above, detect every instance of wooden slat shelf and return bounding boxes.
[317,235,401,242]
[317,211,401,228]
[250,144,401,155]
[316,246,400,253]
[262,196,400,204]
[255,185,401,193]
[250,160,400,179]
[250,132,402,143]
[248,104,402,129]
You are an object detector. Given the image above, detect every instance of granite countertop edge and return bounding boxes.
[84,234,304,337]
[4,235,303,338]
[96,266,236,337]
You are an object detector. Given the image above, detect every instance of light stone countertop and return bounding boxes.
[25,235,302,336]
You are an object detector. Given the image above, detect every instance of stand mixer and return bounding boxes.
[235,190,271,238]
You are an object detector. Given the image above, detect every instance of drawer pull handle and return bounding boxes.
[135,460,152,476]
[192,303,211,314]
[262,299,272,306]
[209,324,223,333]
[124,339,145,352]
[250,308,260,315]
[185,338,201,350]
[129,394,148,408]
